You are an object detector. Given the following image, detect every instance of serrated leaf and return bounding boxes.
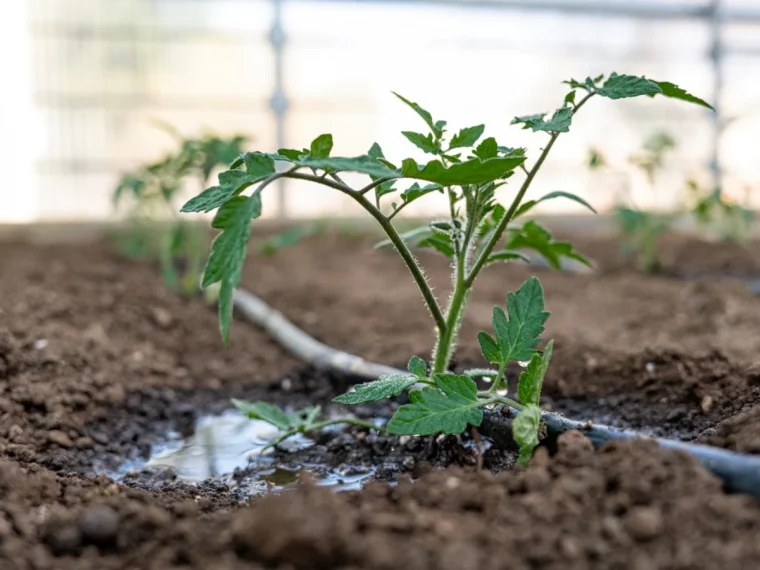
[408,355,427,378]
[473,137,498,160]
[387,374,483,435]
[211,196,248,229]
[517,340,553,407]
[479,276,550,367]
[506,221,591,271]
[513,404,542,466]
[231,399,291,431]
[393,92,441,136]
[295,155,398,179]
[401,156,523,186]
[276,148,308,161]
[333,374,419,405]
[595,74,661,99]
[402,131,438,154]
[512,107,573,133]
[449,125,485,149]
[402,182,444,203]
[651,81,714,110]
[486,251,531,265]
[310,134,333,158]
[201,193,262,342]
[181,152,275,213]
[477,332,501,363]
[514,191,597,219]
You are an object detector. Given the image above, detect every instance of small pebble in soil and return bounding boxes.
[44,522,82,555]
[624,506,663,541]
[701,395,715,413]
[79,506,120,545]
[47,430,74,448]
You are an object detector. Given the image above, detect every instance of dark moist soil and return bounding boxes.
[3,229,760,569]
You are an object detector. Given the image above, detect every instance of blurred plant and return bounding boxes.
[687,179,754,245]
[183,73,711,462]
[113,125,249,295]
[589,130,678,273]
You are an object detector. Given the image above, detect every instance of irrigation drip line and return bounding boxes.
[232,287,760,502]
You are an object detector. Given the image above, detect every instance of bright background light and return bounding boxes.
[2,0,759,223]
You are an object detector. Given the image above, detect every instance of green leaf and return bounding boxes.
[506,221,591,271]
[418,232,455,257]
[564,91,576,105]
[181,152,275,213]
[201,193,262,342]
[231,399,291,431]
[402,182,444,203]
[408,355,427,378]
[473,137,498,160]
[477,332,501,363]
[387,374,483,435]
[517,340,553,407]
[393,92,439,136]
[276,148,308,161]
[514,191,597,219]
[449,125,485,149]
[402,131,438,154]
[479,276,550,366]
[512,107,573,133]
[486,251,531,265]
[211,196,249,229]
[595,74,661,100]
[401,156,523,186]
[652,81,714,110]
[295,155,398,179]
[332,374,419,405]
[513,404,542,466]
[310,134,333,158]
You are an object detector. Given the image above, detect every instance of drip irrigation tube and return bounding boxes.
[232,287,760,501]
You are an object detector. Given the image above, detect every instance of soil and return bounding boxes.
[2,228,760,569]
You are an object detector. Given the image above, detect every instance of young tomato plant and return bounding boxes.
[686,179,754,245]
[590,130,678,273]
[113,126,249,295]
[184,74,711,463]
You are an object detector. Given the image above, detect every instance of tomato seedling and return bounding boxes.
[183,73,711,463]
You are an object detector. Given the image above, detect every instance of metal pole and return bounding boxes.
[269,0,288,218]
[709,0,724,190]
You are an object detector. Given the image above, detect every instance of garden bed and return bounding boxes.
[2,227,760,569]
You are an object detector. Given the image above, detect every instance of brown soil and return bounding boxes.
[2,229,760,569]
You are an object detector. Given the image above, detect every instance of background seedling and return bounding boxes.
[183,73,711,463]
[687,179,754,245]
[113,124,249,295]
[589,130,679,273]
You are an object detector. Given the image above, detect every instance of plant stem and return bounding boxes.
[465,93,595,287]
[487,361,507,394]
[308,417,381,432]
[284,172,447,333]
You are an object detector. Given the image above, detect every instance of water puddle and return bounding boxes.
[114,409,376,494]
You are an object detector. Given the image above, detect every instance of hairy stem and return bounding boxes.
[431,196,479,375]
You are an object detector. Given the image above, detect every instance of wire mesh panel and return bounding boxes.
[5,0,760,222]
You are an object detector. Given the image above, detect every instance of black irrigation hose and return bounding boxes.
[232,287,760,502]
